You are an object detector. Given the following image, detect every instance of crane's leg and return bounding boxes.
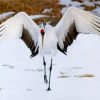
[43,57,48,84]
[47,58,52,91]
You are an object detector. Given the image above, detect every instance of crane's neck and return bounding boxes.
[39,22,46,47]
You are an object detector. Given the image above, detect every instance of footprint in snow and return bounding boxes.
[24,69,36,72]
[24,68,43,72]
[2,64,15,69]
[0,88,5,91]
[26,88,32,91]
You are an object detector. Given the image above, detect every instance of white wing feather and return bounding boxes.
[55,7,100,50]
[0,12,40,45]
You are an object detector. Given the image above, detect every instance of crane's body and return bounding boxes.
[0,7,100,91]
[38,26,58,57]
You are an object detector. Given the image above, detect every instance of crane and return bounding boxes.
[0,7,100,91]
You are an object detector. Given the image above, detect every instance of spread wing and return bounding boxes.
[55,7,100,54]
[21,27,39,57]
[0,12,40,57]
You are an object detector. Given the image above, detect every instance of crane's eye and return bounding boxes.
[43,22,46,26]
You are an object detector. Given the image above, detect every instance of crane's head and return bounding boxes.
[39,22,46,46]
[39,22,46,35]
[40,28,45,36]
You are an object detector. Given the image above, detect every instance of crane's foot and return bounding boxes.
[44,75,48,84]
[46,87,51,91]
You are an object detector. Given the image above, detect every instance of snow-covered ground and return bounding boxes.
[30,15,49,20]
[0,0,100,100]
[59,0,100,16]
[93,7,100,16]
[0,34,100,100]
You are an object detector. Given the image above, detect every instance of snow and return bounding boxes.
[59,0,100,15]
[59,0,72,5]
[42,8,53,14]
[93,7,100,16]
[94,1,100,5]
[0,12,15,22]
[71,1,82,7]
[0,32,100,100]
[59,0,81,7]
[59,0,82,14]
[82,1,95,6]
[30,15,49,20]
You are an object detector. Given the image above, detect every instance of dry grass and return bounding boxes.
[74,74,95,78]
[0,0,62,24]
[0,0,61,16]
[57,73,95,79]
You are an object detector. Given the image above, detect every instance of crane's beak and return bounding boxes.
[42,35,44,47]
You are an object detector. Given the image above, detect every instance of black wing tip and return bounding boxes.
[64,52,67,56]
[30,53,38,58]
[57,43,67,55]
[30,47,39,58]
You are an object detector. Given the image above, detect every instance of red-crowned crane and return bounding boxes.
[0,7,100,91]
